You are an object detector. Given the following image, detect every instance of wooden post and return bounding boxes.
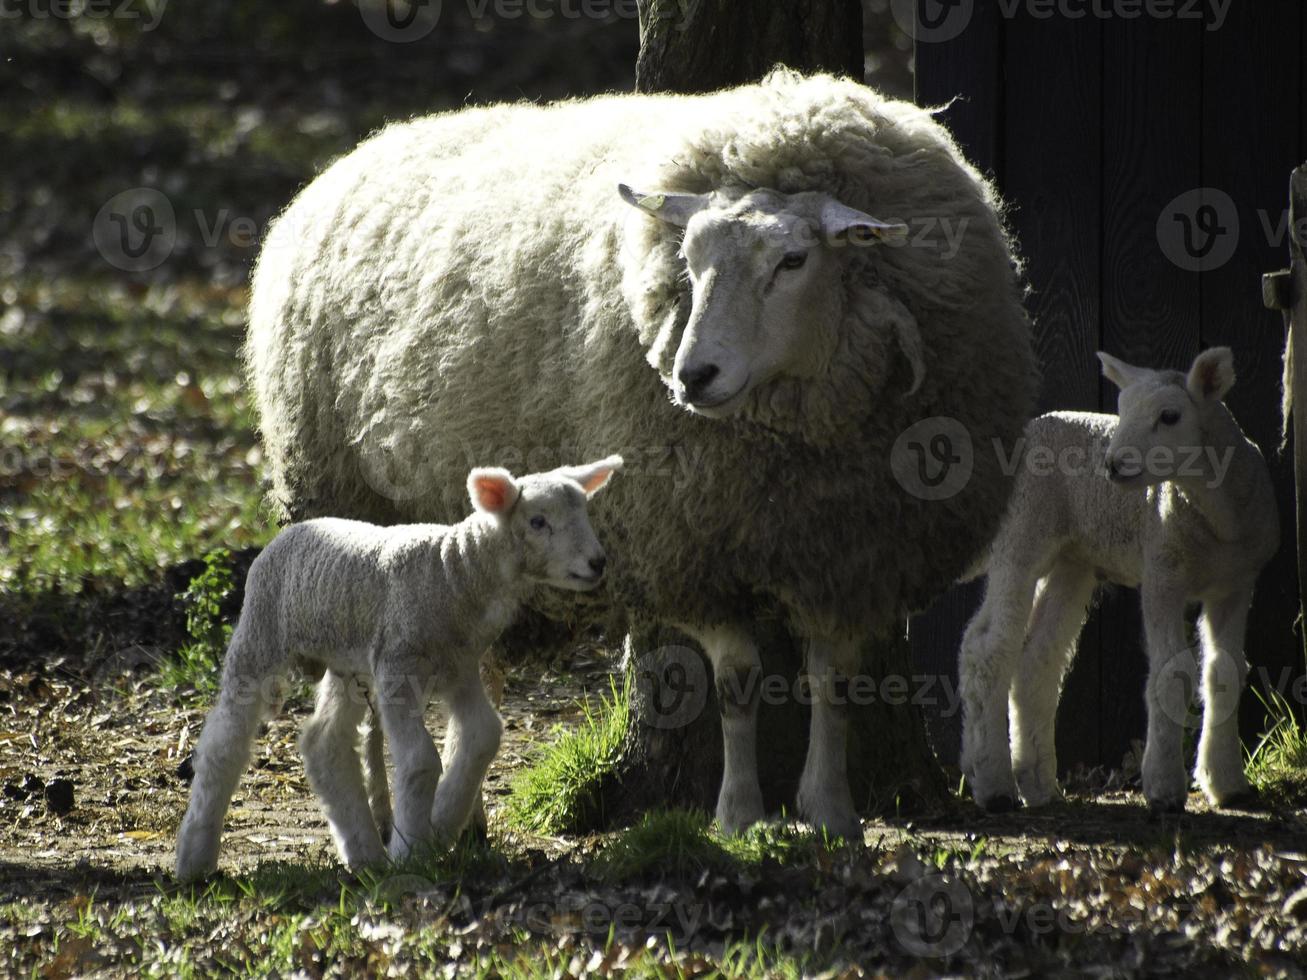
[1264,165,1307,658]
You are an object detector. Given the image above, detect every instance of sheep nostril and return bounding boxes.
[589,555,607,577]
[678,363,720,400]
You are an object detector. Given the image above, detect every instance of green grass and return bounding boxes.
[153,549,237,698]
[505,675,631,835]
[1246,685,1307,807]
[592,808,837,882]
[0,277,274,594]
[2,854,815,979]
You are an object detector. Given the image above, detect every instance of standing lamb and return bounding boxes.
[245,70,1036,840]
[175,456,623,880]
[958,348,1277,814]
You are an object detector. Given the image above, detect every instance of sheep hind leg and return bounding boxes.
[1195,592,1254,806]
[300,671,387,870]
[175,636,282,880]
[959,569,1040,812]
[362,696,393,847]
[796,635,862,843]
[682,623,765,835]
[1009,561,1096,808]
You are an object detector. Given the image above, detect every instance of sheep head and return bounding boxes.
[468,456,623,592]
[619,184,907,418]
[1097,348,1235,487]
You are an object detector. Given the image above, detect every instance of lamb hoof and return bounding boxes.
[982,794,1017,814]
[1215,786,1261,810]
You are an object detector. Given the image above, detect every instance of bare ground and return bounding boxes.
[4,654,1307,976]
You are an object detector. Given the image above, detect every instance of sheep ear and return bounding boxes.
[468,467,519,515]
[558,455,624,498]
[1097,351,1149,390]
[819,198,909,245]
[1187,347,1236,402]
[618,184,708,227]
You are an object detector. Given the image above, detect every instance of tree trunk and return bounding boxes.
[599,1,948,827]
[635,0,863,94]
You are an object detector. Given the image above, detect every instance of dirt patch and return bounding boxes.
[4,654,1307,975]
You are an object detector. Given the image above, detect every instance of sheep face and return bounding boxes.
[1098,348,1235,487]
[618,185,907,418]
[467,456,623,591]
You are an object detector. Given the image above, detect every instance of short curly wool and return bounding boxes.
[246,70,1036,638]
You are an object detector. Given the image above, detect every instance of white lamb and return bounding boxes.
[174,456,622,880]
[959,348,1277,813]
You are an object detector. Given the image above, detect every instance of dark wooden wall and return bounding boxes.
[911,1,1304,770]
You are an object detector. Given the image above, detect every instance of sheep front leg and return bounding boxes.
[796,635,862,843]
[373,660,442,861]
[959,569,1039,812]
[300,671,387,869]
[176,635,283,880]
[1195,591,1253,806]
[680,623,765,834]
[430,663,503,846]
[1140,584,1197,812]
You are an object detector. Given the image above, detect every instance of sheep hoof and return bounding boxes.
[982,794,1017,814]
[1146,797,1186,816]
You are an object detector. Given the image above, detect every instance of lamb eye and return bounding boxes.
[1159,409,1181,426]
[529,515,548,531]
[779,251,807,271]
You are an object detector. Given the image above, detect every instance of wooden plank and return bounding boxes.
[1003,10,1103,771]
[1095,12,1203,775]
[912,0,1003,179]
[1291,168,1307,669]
[910,3,1005,766]
[1201,2,1304,748]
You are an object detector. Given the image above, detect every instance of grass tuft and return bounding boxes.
[505,675,630,835]
[1246,685,1307,807]
[155,548,236,699]
[593,808,833,882]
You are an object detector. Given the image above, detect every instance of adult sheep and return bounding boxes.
[246,70,1036,840]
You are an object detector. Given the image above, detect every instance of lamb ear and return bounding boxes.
[468,467,519,515]
[1187,347,1236,402]
[618,184,708,228]
[1097,351,1149,390]
[558,454,624,498]
[820,198,909,245]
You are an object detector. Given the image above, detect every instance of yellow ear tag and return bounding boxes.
[638,194,666,212]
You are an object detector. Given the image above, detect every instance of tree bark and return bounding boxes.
[594,3,948,828]
[635,0,863,95]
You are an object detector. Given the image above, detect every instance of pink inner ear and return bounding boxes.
[1197,360,1223,398]
[474,476,511,513]
[580,468,611,494]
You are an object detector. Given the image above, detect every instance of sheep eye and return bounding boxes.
[529,515,548,531]
[779,251,807,271]
[1159,409,1181,426]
